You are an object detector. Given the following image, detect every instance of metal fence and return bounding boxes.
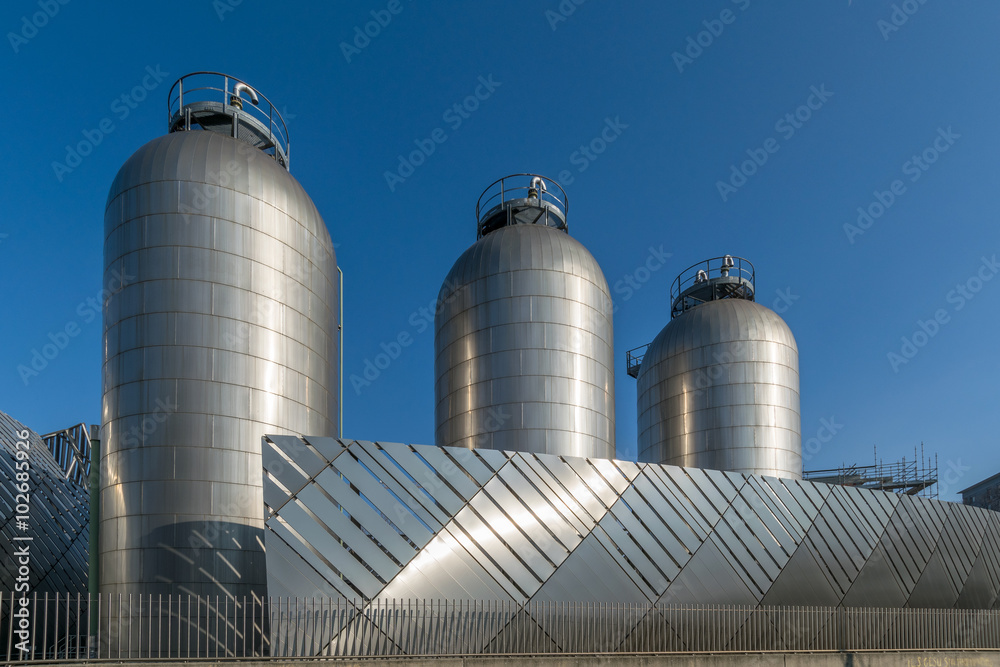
[4,593,1000,660]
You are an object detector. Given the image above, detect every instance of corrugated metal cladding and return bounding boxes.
[0,411,89,593]
[264,437,1000,621]
[434,224,615,459]
[637,299,801,479]
[101,130,338,599]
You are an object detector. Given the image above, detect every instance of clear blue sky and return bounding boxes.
[3,0,999,501]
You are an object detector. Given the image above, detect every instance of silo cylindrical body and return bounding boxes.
[101,74,338,599]
[636,258,800,479]
[434,175,615,459]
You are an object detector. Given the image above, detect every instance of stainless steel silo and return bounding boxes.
[634,256,801,479]
[435,174,615,458]
[101,73,338,601]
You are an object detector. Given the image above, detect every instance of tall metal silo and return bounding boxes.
[101,72,338,600]
[632,256,800,479]
[435,174,615,458]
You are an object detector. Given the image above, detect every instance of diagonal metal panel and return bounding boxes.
[262,436,315,514]
[659,537,759,606]
[590,522,660,601]
[936,502,987,596]
[604,477,683,589]
[590,457,642,491]
[265,530,348,600]
[629,469,706,571]
[908,547,960,608]
[977,508,1000,596]
[745,477,806,547]
[955,549,999,609]
[266,435,337,479]
[266,513,365,599]
[477,471,572,565]
[841,543,908,608]
[311,467,415,566]
[710,515,775,597]
[413,445,485,502]
[307,436,349,462]
[325,451,435,549]
[350,441,447,534]
[531,453,611,522]
[563,457,628,508]
[377,528,514,602]
[510,453,594,536]
[880,494,946,596]
[377,442,468,516]
[262,437,1000,630]
[446,500,540,598]
[461,481,558,586]
[802,485,888,599]
[759,541,843,607]
[530,531,649,606]
[440,445,502,487]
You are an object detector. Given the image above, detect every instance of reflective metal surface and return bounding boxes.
[0,411,89,593]
[101,90,339,600]
[264,437,1000,616]
[637,297,801,479]
[435,175,615,458]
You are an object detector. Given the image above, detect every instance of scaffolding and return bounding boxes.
[803,444,938,499]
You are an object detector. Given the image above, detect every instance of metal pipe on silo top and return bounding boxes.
[434,174,615,458]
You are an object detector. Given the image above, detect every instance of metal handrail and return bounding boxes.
[166,71,290,168]
[626,344,648,379]
[475,173,568,234]
[670,255,755,305]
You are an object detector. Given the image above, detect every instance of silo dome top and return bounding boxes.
[476,173,568,239]
[671,255,755,318]
[167,71,290,170]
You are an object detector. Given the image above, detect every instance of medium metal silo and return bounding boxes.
[633,256,800,479]
[435,174,615,459]
[101,72,338,600]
